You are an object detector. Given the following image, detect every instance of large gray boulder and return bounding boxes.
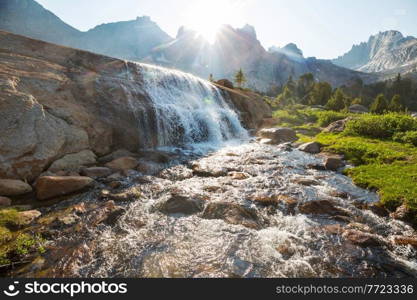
[349,104,369,114]
[48,150,97,173]
[258,128,298,145]
[298,142,321,154]
[0,179,32,196]
[323,118,353,134]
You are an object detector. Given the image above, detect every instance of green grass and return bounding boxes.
[346,162,417,211]
[315,133,417,165]
[0,209,45,266]
[315,133,417,213]
[0,233,45,266]
[0,209,22,228]
[272,107,352,128]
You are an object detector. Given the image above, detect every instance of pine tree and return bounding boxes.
[326,89,346,111]
[234,69,247,88]
[370,94,388,114]
[389,94,404,112]
[297,73,315,102]
[351,97,363,105]
[209,74,215,82]
[276,86,295,107]
[309,82,332,106]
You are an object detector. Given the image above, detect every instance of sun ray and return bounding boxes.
[183,0,243,44]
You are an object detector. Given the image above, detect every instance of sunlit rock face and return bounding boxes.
[333,30,417,73]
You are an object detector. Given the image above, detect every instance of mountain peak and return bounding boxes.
[269,43,304,61]
[237,24,257,40]
[333,30,417,73]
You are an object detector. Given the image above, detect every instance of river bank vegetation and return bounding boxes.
[269,88,417,225]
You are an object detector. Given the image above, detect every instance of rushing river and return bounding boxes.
[38,141,415,278]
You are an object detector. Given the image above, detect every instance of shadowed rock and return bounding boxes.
[159,194,205,216]
[202,202,262,229]
[105,157,138,171]
[0,179,32,196]
[36,176,94,200]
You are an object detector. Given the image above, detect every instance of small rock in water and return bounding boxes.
[328,190,350,199]
[98,149,136,164]
[299,200,350,217]
[203,185,222,193]
[103,207,126,226]
[18,210,42,226]
[343,230,385,248]
[391,204,414,223]
[367,203,390,217]
[0,196,12,207]
[324,157,345,171]
[136,160,163,176]
[392,236,417,249]
[0,179,32,196]
[100,188,141,202]
[229,172,251,180]
[159,194,205,216]
[298,142,321,154]
[36,176,94,200]
[192,164,228,178]
[260,138,274,145]
[250,193,281,206]
[293,178,320,186]
[90,201,125,227]
[80,167,112,178]
[106,173,124,181]
[258,128,298,145]
[105,157,138,171]
[137,150,171,164]
[107,181,122,189]
[307,164,326,171]
[202,202,262,230]
[323,224,344,235]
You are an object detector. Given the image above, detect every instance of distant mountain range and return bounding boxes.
[333,30,417,76]
[8,0,417,92]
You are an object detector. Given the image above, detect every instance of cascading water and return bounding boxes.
[127,62,248,151]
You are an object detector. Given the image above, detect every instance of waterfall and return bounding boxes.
[127,62,248,151]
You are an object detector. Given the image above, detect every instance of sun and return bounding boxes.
[184,0,242,44]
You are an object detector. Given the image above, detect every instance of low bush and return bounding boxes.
[344,113,417,139]
[315,111,350,127]
[393,131,417,147]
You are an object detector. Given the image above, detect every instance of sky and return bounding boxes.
[35,0,417,59]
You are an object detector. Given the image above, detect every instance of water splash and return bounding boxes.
[125,62,248,152]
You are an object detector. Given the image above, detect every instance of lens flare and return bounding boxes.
[184,0,243,43]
